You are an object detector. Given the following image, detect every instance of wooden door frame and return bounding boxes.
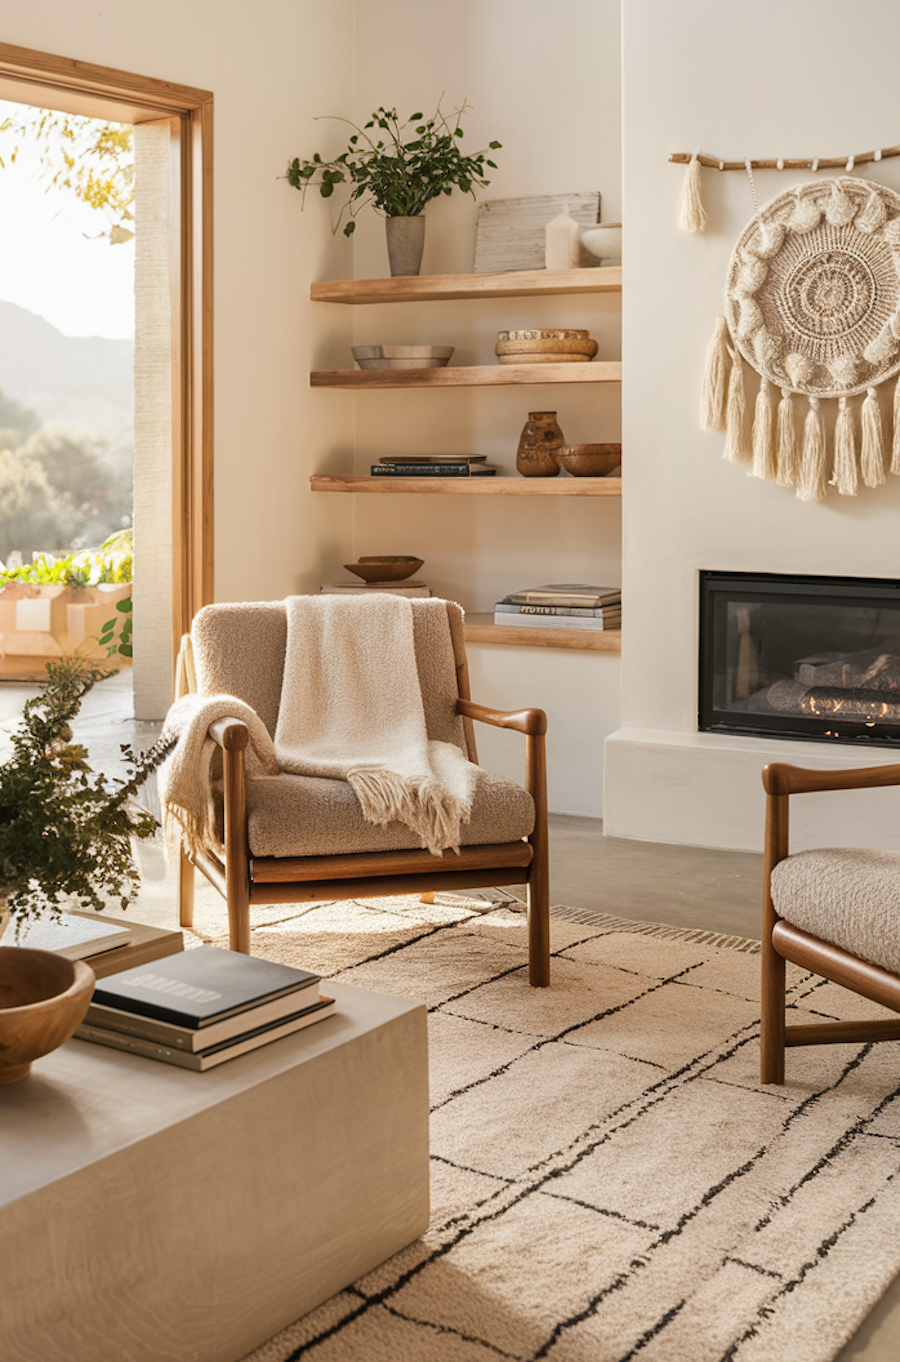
[0,41,213,647]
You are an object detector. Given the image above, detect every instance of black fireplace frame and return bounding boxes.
[699,570,900,748]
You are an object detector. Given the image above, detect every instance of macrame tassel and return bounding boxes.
[796,396,828,502]
[775,389,799,488]
[751,378,777,480]
[830,396,858,496]
[679,154,707,233]
[861,386,886,487]
[892,376,900,475]
[723,349,752,466]
[700,317,731,430]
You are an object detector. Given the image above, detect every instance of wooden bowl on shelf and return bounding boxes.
[344,556,424,583]
[554,444,621,477]
[0,947,95,1085]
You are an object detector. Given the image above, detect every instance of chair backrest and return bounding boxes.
[190,597,473,756]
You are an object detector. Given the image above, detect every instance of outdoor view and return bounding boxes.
[0,100,136,674]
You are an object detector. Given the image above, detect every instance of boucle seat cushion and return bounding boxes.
[241,766,534,858]
[770,848,900,975]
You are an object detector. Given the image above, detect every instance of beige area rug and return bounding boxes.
[181,892,900,1362]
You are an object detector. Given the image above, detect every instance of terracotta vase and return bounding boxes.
[517,411,565,477]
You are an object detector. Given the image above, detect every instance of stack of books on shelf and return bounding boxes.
[75,945,334,1071]
[371,456,497,478]
[320,580,432,597]
[494,583,622,630]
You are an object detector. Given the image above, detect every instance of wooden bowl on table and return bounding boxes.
[554,443,621,477]
[0,946,95,1084]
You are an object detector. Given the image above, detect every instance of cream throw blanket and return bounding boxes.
[274,594,475,854]
[160,595,475,859]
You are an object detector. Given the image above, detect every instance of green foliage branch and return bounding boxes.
[285,101,501,236]
[0,657,173,925]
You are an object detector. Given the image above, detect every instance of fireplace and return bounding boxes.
[699,571,900,747]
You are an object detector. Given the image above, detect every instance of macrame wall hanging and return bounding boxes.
[672,146,900,501]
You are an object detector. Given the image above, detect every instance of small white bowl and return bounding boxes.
[581,224,622,265]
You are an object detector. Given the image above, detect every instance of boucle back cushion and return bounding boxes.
[771,848,900,975]
[191,597,471,756]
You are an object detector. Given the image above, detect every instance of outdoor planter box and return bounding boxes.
[0,583,131,681]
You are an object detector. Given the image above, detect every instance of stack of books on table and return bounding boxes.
[494,583,622,630]
[74,945,334,1071]
[320,581,432,597]
[371,456,497,478]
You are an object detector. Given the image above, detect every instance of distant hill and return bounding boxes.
[0,301,133,442]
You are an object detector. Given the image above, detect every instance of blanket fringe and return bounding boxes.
[348,767,471,856]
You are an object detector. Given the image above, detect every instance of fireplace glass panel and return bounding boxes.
[699,572,900,746]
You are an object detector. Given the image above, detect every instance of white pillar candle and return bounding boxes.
[544,204,580,270]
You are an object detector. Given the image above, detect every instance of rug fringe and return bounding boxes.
[549,904,762,953]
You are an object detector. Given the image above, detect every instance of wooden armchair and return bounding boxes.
[761,759,900,1083]
[176,599,550,986]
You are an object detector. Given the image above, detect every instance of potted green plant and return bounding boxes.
[0,528,133,680]
[285,101,501,276]
[0,655,171,934]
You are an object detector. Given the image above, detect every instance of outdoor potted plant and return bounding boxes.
[0,655,171,1082]
[0,528,133,681]
[285,101,501,276]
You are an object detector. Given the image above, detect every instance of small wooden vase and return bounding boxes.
[517,411,565,477]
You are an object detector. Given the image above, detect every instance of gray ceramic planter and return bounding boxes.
[385,215,425,276]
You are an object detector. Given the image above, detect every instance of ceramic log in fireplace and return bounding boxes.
[699,572,900,747]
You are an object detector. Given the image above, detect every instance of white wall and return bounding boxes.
[342,0,623,814]
[2,0,623,812]
[0,0,358,614]
[610,0,900,850]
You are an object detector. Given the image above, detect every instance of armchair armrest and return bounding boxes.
[457,697,547,736]
[208,716,250,751]
[763,761,900,797]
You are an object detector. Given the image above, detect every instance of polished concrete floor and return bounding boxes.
[2,673,897,1359]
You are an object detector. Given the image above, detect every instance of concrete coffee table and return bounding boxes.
[0,980,429,1362]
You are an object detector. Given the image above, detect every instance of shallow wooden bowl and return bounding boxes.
[554,443,622,477]
[0,946,95,1084]
[344,556,424,583]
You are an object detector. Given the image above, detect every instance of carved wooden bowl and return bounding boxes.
[344,556,425,583]
[0,947,95,1084]
[554,443,622,477]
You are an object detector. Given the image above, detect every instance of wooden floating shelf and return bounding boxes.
[310,361,621,390]
[464,614,621,652]
[310,267,622,305]
[310,474,622,497]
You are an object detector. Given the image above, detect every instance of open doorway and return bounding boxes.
[0,98,136,696]
[0,41,213,722]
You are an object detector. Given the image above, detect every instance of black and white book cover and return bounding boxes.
[91,945,320,1028]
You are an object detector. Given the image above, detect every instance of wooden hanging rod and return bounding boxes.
[670,146,900,172]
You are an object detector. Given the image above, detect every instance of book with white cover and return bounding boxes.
[75,997,336,1070]
[5,912,132,960]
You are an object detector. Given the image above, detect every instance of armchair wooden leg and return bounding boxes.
[178,849,195,929]
[527,870,550,987]
[525,728,550,987]
[760,937,786,1084]
[761,786,789,1083]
